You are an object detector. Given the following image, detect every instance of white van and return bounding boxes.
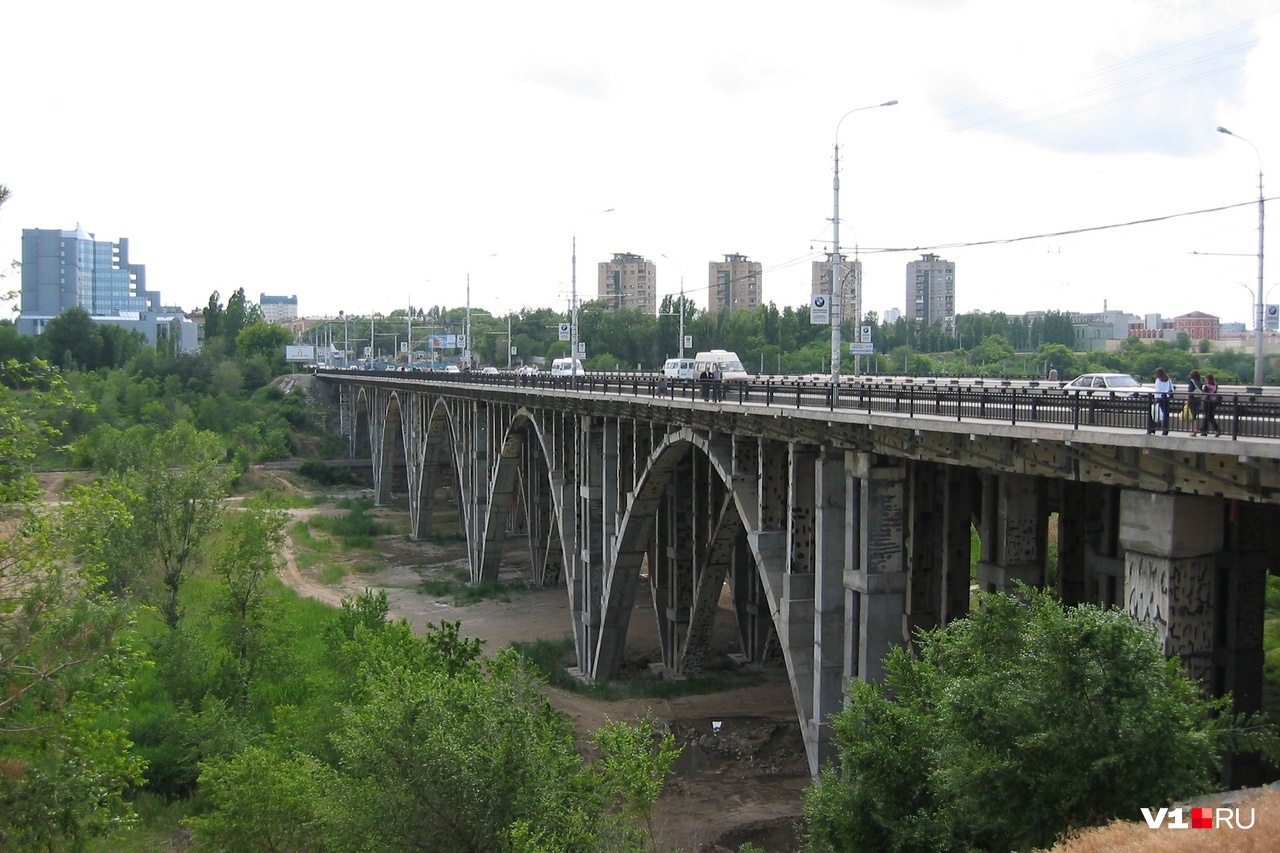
[550,357,585,377]
[694,350,749,381]
[661,357,698,379]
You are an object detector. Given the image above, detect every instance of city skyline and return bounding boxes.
[1,1,1275,325]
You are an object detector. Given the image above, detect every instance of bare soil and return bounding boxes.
[278,494,810,853]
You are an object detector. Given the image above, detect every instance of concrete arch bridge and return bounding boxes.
[315,370,1280,780]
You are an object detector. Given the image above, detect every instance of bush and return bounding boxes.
[803,585,1278,853]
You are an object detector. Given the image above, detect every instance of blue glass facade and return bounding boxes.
[20,225,156,317]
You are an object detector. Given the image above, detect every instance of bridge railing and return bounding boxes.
[318,368,1280,441]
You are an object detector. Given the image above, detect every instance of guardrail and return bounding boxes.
[317,368,1280,441]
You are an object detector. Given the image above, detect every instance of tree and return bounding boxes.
[803,585,1277,853]
[122,421,231,628]
[321,621,608,851]
[35,306,102,371]
[0,374,146,850]
[187,744,339,853]
[592,713,681,852]
[235,321,291,368]
[210,506,287,709]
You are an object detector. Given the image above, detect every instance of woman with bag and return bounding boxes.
[1201,373,1222,437]
[1186,369,1204,436]
[1153,368,1174,435]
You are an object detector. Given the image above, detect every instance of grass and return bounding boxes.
[84,792,200,852]
[419,566,511,605]
[512,636,761,700]
[243,489,327,510]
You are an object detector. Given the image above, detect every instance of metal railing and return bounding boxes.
[317,368,1280,441]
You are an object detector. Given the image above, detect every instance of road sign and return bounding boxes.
[811,294,830,325]
[576,342,586,356]
[849,342,874,355]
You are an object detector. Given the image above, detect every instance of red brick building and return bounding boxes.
[1172,311,1220,341]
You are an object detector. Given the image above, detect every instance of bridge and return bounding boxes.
[313,368,1280,781]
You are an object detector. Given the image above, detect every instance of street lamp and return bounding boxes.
[571,209,614,379]
[339,310,348,367]
[661,253,688,358]
[831,99,897,395]
[1217,125,1266,385]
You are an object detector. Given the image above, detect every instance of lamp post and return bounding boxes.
[339,310,348,367]
[571,209,614,380]
[1218,125,1266,385]
[831,99,897,395]
[661,253,687,358]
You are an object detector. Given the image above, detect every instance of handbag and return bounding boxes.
[1151,403,1161,421]
[1180,402,1192,419]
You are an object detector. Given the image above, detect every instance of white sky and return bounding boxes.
[2,0,1277,326]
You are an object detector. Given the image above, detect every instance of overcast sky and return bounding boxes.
[2,0,1277,327]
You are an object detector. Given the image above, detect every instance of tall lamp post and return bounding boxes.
[1217,125,1266,385]
[339,310,348,367]
[831,99,897,395]
[571,209,614,379]
[660,253,687,358]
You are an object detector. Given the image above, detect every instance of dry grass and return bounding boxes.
[1042,789,1280,852]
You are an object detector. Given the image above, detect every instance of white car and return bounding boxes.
[481,366,500,375]
[1063,373,1149,393]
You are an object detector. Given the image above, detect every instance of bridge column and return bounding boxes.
[780,446,818,760]
[976,474,1046,592]
[809,450,852,773]
[367,388,395,506]
[1219,501,1271,786]
[462,405,489,581]
[401,394,430,540]
[1056,482,1123,608]
[905,462,973,641]
[1120,491,1223,683]
[575,418,606,675]
[847,454,907,683]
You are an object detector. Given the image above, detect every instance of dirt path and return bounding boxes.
[277,501,809,852]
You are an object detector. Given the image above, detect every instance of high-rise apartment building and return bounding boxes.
[260,293,299,323]
[811,253,863,326]
[18,225,196,350]
[708,253,762,315]
[597,253,656,313]
[905,253,956,329]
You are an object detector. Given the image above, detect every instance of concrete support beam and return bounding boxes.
[810,451,850,774]
[976,474,1045,592]
[846,454,907,683]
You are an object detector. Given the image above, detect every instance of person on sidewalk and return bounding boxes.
[1153,367,1174,435]
[1186,369,1204,436]
[1201,373,1223,437]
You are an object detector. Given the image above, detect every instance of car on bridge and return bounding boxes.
[1063,373,1150,394]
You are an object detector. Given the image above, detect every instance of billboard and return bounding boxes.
[810,294,830,325]
[285,345,316,362]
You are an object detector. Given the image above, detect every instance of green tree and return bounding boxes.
[326,622,607,851]
[236,321,291,368]
[210,506,287,709]
[123,421,231,628]
[187,744,339,853]
[35,306,103,371]
[803,585,1276,853]
[592,713,681,852]
[0,374,146,850]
